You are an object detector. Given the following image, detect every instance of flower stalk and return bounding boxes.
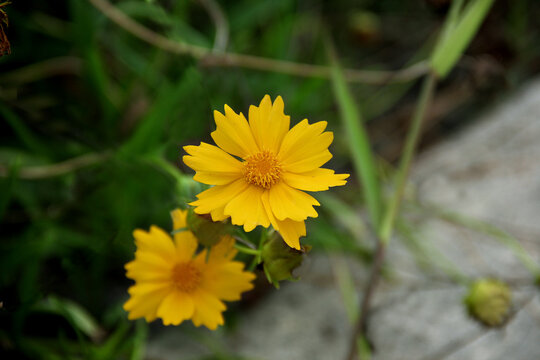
[234,244,261,256]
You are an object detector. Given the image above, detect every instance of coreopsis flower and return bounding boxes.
[183,95,349,249]
[123,209,255,330]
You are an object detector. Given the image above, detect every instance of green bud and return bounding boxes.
[464,279,511,327]
[261,234,311,288]
[186,209,230,248]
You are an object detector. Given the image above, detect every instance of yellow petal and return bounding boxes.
[211,106,259,158]
[170,209,187,230]
[173,231,198,262]
[282,150,333,173]
[124,283,171,322]
[248,95,290,154]
[223,184,270,232]
[128,251,171,272]
[273,218,306,250]
[169,209,198,261]
[268,182,319,221]
[127,281,171,296]
[125,254,171,282]
[282,168,349,191]
[206,235,237,263]
[202,262,255,301]
[261,191,306,250]
[190,236,236,267]
[157,290,195,326]
[189,178,249,215]
[278,119,334,172]
[210,206,228,222]
[133,226,176,263]
[183,142,243,185]
[192,171,241,185]
[191,290,226,330]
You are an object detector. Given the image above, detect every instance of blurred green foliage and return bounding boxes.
[1,0,539,358]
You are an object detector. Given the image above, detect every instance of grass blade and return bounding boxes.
[431,0,495,78]
[327,40,382,228]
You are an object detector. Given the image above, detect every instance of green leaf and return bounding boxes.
[431,0,495,78]
[327,40,383,229]
[37,295,103,341]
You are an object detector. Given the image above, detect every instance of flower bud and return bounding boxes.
[186,209,230,248]
[261,233,311,288]
[464,279,511,327]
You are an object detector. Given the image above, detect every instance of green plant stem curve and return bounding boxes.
[378,74,437,243]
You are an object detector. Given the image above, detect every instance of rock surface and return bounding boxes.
[146,79,540,360]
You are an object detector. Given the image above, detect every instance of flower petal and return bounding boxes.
[125,253,171,282]
[183,142,243,185]
[171,208,187,230]
[268,182,319,221]
[211,105,259,158]
[282,168,349,191]
[189,178,249,217]
[173,231,198,262]
[248,95,290,154]
[191,290,226,330]
[278,119,334,172]
[273,218,306,250]
[210,206,228,221]
[207,235,237,263]
[157,290,195,326]
[133,226,176,263]
[261,191,306,250]
[224,184,270,232]
[202,262,255,301]
[124,283,171,322]
[170,209,198,261]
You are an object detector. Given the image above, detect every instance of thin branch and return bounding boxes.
[0,152,110,179]
[0,56,82,83]
[347,73,437,360]
[88,0,429,84]
[233,235,257,250]
[196,0,229,52]
[346,240,385,360]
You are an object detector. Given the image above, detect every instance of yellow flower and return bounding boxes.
[123,209,255,330]
[183,95,349,249]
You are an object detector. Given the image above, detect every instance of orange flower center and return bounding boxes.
[171,262,202,293]
[243,151,282,189]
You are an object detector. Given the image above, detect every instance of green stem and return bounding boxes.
[427,205,540,280]
[396,218,469,284]
[171,227,188,235]
[234,244,261,256]
[248,229,268,271]
[378,74,437,243]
